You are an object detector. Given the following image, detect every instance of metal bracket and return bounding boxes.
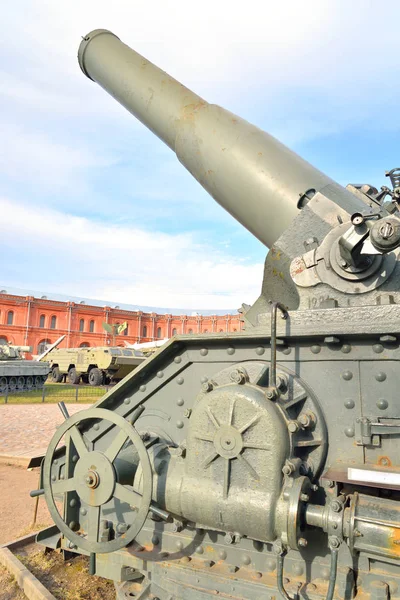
[269,302,288,396]
[355,417,400,446]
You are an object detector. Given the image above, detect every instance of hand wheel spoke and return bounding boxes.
[86,505,100,542]
[69,425,88,457]
[52,477,76,495]
[104,429,129,463]
[114,482,142,507]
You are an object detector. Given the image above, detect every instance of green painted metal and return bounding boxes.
[78,29,342,250]
[33,29,400,600]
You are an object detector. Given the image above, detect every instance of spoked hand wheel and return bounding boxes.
[42,407,152,554]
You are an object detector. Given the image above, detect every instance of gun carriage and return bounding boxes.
[34,29,400,600]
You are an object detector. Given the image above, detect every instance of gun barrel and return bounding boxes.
[79,29,337,247]
[11,345,31,353]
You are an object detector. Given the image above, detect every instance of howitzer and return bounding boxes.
[35,29,400,600]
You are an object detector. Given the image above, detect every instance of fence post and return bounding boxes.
[42,385,46,403]
[5,385,8,404]
[76,386,79,403]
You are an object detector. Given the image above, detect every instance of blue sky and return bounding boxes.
[1,0,399,310]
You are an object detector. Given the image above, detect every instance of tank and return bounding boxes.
[0,343,50,393]
[33,30,400,600]
[43,345,145,386]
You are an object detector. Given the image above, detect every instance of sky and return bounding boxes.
[1,0,399,311]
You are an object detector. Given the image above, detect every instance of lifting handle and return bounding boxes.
[270,302,288,392]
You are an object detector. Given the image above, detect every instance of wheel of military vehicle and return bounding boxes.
[51,366,63,383]
[88,367,103,386]
[0,377,7,393]
[25,376,33,390]
[17,376,25,390]
[68,368,80,385]
[43,407,152,554]
[35,375,43,387]
[8,377,17,392]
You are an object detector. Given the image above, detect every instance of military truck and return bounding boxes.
[43,346,145,386]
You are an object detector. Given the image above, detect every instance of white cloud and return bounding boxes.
[0,123,114,192]
[1,0,400,310]
[0,197,263,310]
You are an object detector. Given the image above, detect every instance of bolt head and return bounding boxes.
[298,538,308,548]
[266,387,278,400]
[201,381,213,393]
[228,565,238,573]
[282,461,295,476]
[288,421,299,433]
[298,414,311,427]
[331,500,342,513]
[224,533,234,544]
[329,536,341,549]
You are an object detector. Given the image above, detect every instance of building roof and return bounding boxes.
[0,285,239,316]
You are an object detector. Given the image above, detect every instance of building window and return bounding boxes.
[50,315,57,329]
[37,339,51,354]
[143,325,147,338]
[79,319,84,332]
[39,314,45,328]
[188,329,193,334]
[80,342,90,348]
[89,320,95,333]
[0,336,8,345]
[172,328,177,336]
[124,325,128,336]
[157,327,162,339]
[7,311,14,325]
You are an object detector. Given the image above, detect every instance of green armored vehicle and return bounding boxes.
[0,343,49,393]
[44,346,145,386]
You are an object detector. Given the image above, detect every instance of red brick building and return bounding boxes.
[0,292,242,356]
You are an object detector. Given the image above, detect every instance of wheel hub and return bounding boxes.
[85,470,100,488]
[213,425,243,459]
[74,451,116,506]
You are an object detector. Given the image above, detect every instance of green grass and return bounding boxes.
[0,383,107,404]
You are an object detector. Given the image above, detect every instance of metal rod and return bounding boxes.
[58,401,70,420]
[354,514,400,529]
[270,302,288,390]
[277,551,299,600]
[31,474,41,527]
[89,552,96,575]
[30,488,44,498]
[149,504,171,522]
[325,548,339,600]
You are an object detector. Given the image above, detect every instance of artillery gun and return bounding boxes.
[0,342,49,393]
[33,29,400,600]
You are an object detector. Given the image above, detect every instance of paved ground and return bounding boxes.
[0,404,90,461]
[0,464,53,546]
